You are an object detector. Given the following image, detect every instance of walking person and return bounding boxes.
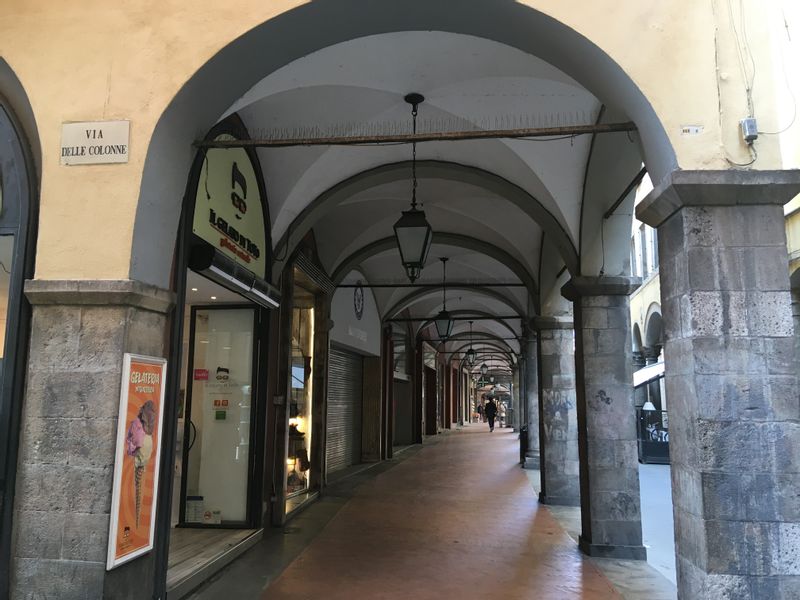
[484,397,498,432]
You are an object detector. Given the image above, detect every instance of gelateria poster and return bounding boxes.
[107,353,167,569]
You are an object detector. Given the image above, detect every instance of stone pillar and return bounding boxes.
[637,170,800,598]
[523,334,540,469]
[535,318,580,506]
[792,287,800,372]
[562,276,646,560]
[642,346,663,410]
[511,366,521,432]
[11,280,173,600]
[632,350,647,409]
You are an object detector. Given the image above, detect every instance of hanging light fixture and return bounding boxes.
[481,352,493,377]
[466,320,476,365]
[434,257,454,340]
[393,93,433,283]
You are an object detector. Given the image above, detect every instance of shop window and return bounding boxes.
[287,303,314,501]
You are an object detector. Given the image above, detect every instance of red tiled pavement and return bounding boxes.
[263,424,622,600]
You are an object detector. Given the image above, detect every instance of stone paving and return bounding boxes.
[262,424,622,600]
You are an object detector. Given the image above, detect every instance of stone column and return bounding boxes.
[523,334,540,469]
[11,280,173,600]
[638,171,800,598]
[535,318,580,506]
[511,366,521,432]
[562,276,646,560]
[792,287,800,372]
[632,350,647,409]
[642,346,662,410]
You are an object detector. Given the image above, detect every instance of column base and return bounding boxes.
[523,452,540,469]
[578,536,647,560]
[538,492,581,507]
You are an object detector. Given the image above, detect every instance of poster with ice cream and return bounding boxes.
[107,353,167,570]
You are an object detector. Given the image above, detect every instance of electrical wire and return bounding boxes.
[726,142,758,167]
[728,0,755,117]
[758,8,797,135]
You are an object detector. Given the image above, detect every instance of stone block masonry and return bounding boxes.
[562,276,646,560]
[11,280,173,600]
[535,318,580,507]
[638,170,800,599]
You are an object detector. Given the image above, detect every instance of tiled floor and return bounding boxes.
[191,424,676,600]
[262,425,622,600]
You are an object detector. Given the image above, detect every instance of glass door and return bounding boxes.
[181,305,256,526]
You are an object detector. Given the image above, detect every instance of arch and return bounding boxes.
[132,0,675,287]
[331,231,538,301]
[275,161,576,281]
[445,340,516,365]
[632,322,643,352]
[644,303,663,348]
[384,285,525,321]
[415,310,520,341]
[0,87,39,594]
[0,59,41,181]
[434,330,518,353]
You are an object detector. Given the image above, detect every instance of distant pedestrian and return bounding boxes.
[484,398,498,432]
[476,403,484,422]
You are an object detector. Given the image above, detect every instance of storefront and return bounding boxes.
[163,115,279,597]
[0,92,37,594]
[326,347,363,475]
[271,239,333,522]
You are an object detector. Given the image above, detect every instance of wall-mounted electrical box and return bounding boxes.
[740,118,758,143]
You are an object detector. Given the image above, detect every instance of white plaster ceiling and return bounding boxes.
[215,29,643,349]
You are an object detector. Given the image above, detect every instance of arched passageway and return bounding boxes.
[6,3,800,600]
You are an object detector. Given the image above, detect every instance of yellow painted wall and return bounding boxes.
[0,0,791,281]
[630,273,661,346]
[786,209,800,276]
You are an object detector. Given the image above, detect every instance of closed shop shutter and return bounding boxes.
[326,347,363,474]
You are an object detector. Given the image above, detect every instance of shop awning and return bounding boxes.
[633,361,664,388]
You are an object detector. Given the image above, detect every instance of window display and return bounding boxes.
[286,303,314,501]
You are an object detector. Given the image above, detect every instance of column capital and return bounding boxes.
[24,278,175,314]
[531,316,574,330]
[561,276,641,301]
[636,169,800,228]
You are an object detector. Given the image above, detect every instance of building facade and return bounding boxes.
[1,1,799,598]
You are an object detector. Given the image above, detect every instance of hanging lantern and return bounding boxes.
[466,320,476,365]
[394,93,433,282]
[466,347,476,365]
[480,363,488,376]
[434,257,453,339]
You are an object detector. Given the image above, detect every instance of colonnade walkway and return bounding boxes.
[192,424,675,599]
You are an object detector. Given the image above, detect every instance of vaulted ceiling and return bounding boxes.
[216,30,645,374]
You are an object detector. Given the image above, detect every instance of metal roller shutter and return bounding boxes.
[326,348,363,474]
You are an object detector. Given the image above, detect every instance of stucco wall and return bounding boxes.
[630,272,661,347]
[330,270,381,356]
[0,0,792,283]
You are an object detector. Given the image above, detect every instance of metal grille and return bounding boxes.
[326,348,363,474]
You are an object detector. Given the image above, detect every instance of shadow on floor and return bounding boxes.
[184,447,424,600]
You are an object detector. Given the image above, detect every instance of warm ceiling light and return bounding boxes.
[393,93,433,283]
[191,287,198,292]
[210,296,217,300]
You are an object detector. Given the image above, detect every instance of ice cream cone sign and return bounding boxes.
[126,400,156,529]
[108,354,167,570]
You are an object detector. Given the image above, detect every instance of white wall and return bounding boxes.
[330,270,381,356]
